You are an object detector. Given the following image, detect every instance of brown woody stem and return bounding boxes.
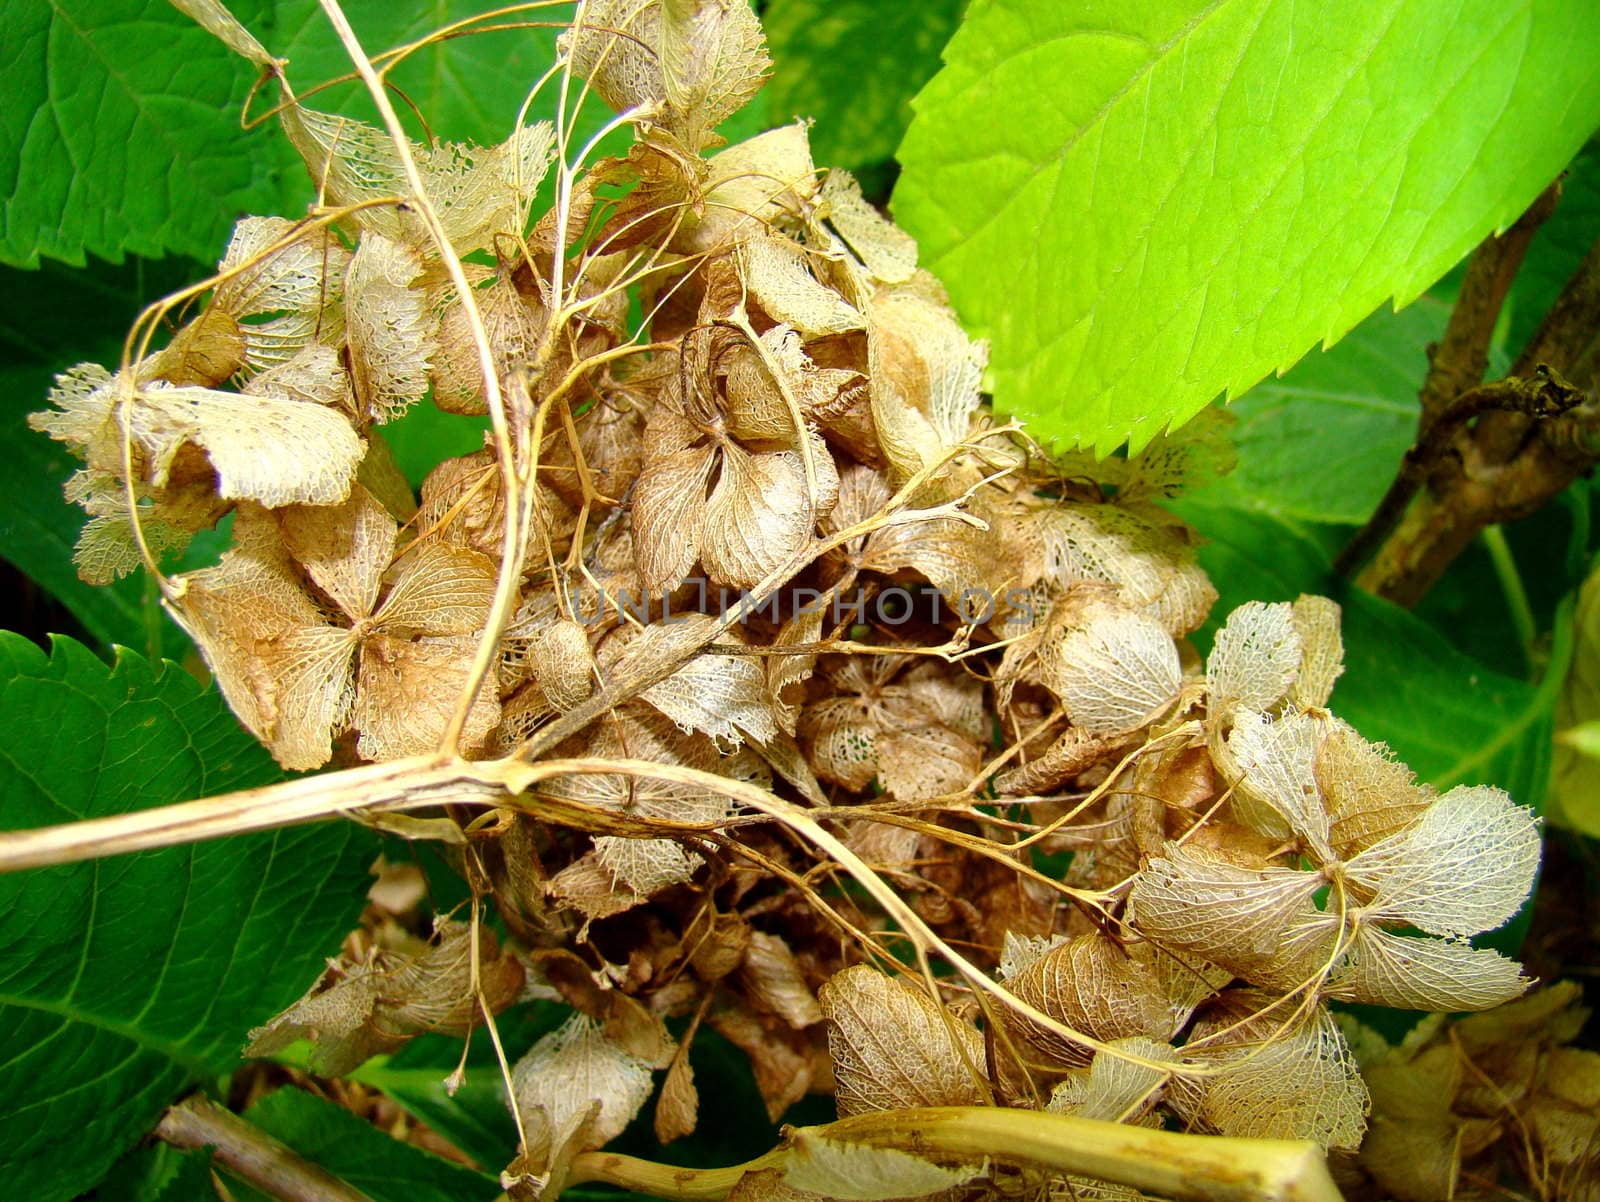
[566,1107,1344,1202]
[156,1093,372,1202]
[1349,215,1600,605]
[1334,369,1585,579]
[1418,181,1559,425]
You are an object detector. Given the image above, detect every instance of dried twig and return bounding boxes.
[156,1093,373,1202]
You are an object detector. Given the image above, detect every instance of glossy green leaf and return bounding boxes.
[1196,299,1443,525]
[0,0,279,267]
[0,635,372,1201]
[1505,138,1600,355]
[895,0,1600,454]
[237,1089,497,1202]
[90,1143,217,1202]
[764,0,964,170]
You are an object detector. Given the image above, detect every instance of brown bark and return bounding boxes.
[1343,189,1600,606]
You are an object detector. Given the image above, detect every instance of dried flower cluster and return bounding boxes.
[30,2,1557,1199]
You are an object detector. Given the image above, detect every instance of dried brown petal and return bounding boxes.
[562,0,770,151]
[1315,719,1434,857]
[1288,595,1344,708]
[654,1051,698,1144]
[819,966,985,1116]
[354,634,500,761]
[739,931,822,1030]
[1005,933,1182,1067]
[345,233,433,423]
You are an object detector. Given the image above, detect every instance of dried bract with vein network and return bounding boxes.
[512,1013,655,1179]
[172,490,498,768]
[819,966,985,1115]
[561,0,771,151]
[245,922,523,1076]
[1174,998,1369,1150]
[281,106,556,254]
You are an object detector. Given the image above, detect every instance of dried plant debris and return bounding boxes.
[34,1,1567,1199]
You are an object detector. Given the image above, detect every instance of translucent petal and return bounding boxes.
[1048,1036,1178,1123]
[1345,784,1540,938]
[345,233,433,423]
[1181,1004,1369,1150]
[1326,926,1529,1011]
[1040,600,1181,735]
[641,649,778,747]
[512,1013,654,1169]
[594,834,702,897]
[819,169,917,284]
[819,966,985,1116]
[1208,600,1300,716]
[1226,709,1333,858]
[1288,594,1344,708]
[1128,843,1323,976]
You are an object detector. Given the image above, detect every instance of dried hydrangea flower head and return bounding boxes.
[29,0,1553,1195]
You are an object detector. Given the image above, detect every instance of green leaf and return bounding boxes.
[237,1089,497,1202]
[349,1031,526,1170]
[0,0,283,268]
[1197,299,1444,525]
[88,1143,216,1202]
[0,635,372,1201]
[895,0,1600,454]
[1505,138,1600,355]
[763,0,964,170]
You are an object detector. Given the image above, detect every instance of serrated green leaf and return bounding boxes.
[0,0,282,268]
[235,1089,497,1202]
[895,0,1600,454]
[1504,137,1600,355]
[88,1143,216,1202]
[764,0,964,170]
[1196,299,1444,525]
[0,635,372,1201]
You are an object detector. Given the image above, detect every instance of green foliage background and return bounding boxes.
[0,1,1596,1198]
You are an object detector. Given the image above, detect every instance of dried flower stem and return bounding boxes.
[565,1106,1345,1202]
[156,1093,373,1202]
[316,0,520,755]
